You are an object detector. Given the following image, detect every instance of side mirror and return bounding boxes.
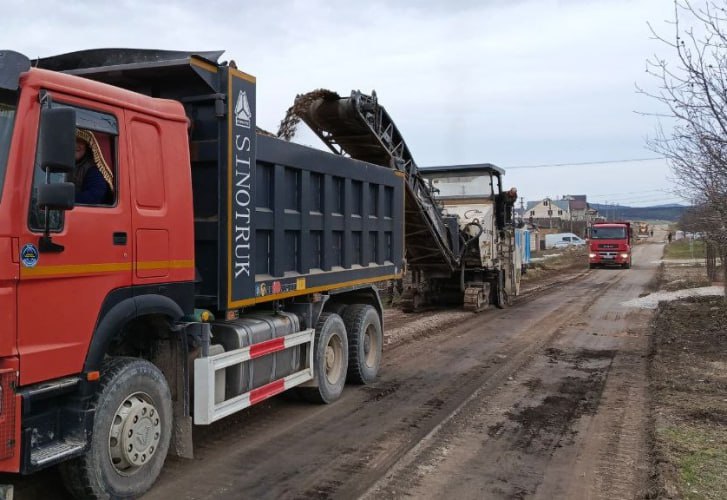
[38,107,76,173]
[0,51,30,91]
[38,182,75,211]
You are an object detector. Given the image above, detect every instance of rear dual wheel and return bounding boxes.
[301,305,383,403]
[342,305,382,384]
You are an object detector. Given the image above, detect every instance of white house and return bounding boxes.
[524,197,570,220]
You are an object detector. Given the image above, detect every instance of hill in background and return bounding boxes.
[589,203,688,222]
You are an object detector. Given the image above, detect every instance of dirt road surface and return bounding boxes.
[7,241,663,499]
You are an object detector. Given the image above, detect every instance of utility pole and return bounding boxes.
[520,197,525,224]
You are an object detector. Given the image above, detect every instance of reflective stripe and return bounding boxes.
[20,260,194,278]
[227,273,402,309]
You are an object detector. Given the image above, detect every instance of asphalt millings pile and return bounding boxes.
[276,89,339,141]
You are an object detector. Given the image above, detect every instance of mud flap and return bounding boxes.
[154,332,194,459]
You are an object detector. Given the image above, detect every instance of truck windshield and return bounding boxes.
[0,94,17,202]
[427,173,493,198]
[591,227,626,239]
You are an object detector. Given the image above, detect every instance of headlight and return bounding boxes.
[589,253,596,258]
[620,253,629,259]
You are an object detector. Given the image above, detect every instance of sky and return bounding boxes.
[3,0,686,207]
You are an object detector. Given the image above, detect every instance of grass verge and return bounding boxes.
[664,240,706,259]
[648,294,727,499]
[658,425,727,499]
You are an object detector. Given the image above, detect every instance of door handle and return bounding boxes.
[113,232,127,245]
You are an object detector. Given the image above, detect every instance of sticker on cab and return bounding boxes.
[21,243,39,268]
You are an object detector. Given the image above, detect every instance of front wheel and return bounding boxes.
[61,357,172,500]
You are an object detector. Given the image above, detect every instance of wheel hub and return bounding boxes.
[363,332,371,355]
[109,393,161,474]
[324,334,343,384]
[363,324,378,367]
[326,346,335,371]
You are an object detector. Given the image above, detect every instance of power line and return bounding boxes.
[595,194,683,204]
[595,202,686,208]
[588,188,671,198]
[594,194,684,202]
[592,196,687,205]
[506,157,667,169]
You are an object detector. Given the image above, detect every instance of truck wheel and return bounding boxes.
[300,313,348,404]
[342,305,383,384]
[60,357,172,500]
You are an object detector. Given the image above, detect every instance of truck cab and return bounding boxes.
[0,48,196,475]
[588,222,632,269]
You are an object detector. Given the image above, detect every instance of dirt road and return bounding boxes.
[8,242,662,499]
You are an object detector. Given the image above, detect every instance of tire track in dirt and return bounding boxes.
[362,246,659,499]
[555,311,652,500]
[287,286,613,499]
[359,274,623,499]
[142,276,621,500]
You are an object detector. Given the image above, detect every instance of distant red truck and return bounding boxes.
[588,222,632,269]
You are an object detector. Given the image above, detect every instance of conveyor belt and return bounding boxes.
[291,90,461,273]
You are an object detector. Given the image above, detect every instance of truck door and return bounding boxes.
[17,99,131,385]
[125,112,194,289]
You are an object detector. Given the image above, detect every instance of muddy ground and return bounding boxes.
[145,240,660,500]
[647,263,727,499]
[3,238,690,500]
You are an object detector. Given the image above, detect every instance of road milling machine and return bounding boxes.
[284,90,522,312]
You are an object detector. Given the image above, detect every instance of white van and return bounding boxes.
[544,232,586,249]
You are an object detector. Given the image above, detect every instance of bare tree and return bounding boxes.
[678,203,719,280]
[642,0,727,293]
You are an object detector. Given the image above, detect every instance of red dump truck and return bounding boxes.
[588,221,632,269]
[0,48,408,498]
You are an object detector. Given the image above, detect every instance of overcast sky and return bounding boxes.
[4,0,684,206]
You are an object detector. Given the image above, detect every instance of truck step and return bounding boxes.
[30,439,86,468]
